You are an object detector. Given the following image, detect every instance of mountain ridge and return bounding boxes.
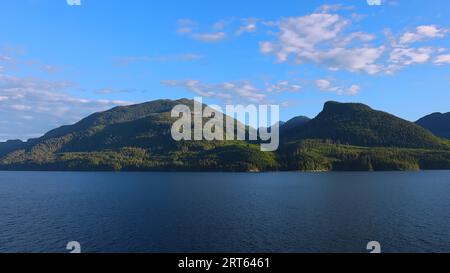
[416,112,450,140]
[283,101,448,149]
[1,99,449,172]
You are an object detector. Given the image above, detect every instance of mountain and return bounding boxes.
[0,99,449,172]
[280,116,311,133]
[416,112,450,140]
[0,140,25,157]
[282,101,448,149]
[0,99,277,172]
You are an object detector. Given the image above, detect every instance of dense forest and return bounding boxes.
[1,99,449,172]
[416,112,450,140]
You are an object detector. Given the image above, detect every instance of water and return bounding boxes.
[1,171,450,253]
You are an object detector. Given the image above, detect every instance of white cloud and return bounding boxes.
[0,71,131,141]
[399,25,448,44]
[389,47,433,65]
[259,13,386,74]
[192,32,226,42]
[237,18,259,35]
[316,79,361,95]
[162,80,261,103]
[382,25,450,72]
[265,80,301,93]
[259,11,450,74]
[178,17,265,42]
[434,54,450,65]
[162,79,302,104]
[177,19,227,42]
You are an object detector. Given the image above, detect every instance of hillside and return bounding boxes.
[0,99,449,172]
[0,140,26,158]
[280,116,311,134]
[283,101,448,149]
[0,99,277,172]
[416,112,450,140]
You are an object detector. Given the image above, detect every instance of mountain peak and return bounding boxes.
[323,101,372,113]
[280,116,311,134]
[284,101,446,149]
[416,112,450,139]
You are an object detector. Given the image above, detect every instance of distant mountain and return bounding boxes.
[283,101,448,149]
[280,116,311,133]
[258,116,310,135]
[0,99,449,172]
[0,140,25,157]
[416,112,450,140]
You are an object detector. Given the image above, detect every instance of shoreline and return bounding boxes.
[1,169,449,173]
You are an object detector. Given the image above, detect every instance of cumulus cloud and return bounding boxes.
[382,25,450,73]
[174,15,450,73]
[259,13,386,74]
[434,54,450,65]
[162,80,262,104]
[162,79,302,104]
[389,47,433,66]
[0,70,131,141]
[399,25,449,44]
[260,10,450,74]
[315,79,361,95]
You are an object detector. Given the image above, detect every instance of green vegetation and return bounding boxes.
[284,101,448,149]
[0,142,277,172]
[416,112,450,140]
[0,99,449,172]
[278,140,450,171]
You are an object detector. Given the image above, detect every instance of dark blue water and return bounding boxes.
[1,171,450,253]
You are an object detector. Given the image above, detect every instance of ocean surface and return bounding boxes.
[1,171,450,253]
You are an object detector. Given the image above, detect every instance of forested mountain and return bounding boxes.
[283,101,448,149]
[416,112,450,140]
[280,116,311,134]
[0,99,449,172]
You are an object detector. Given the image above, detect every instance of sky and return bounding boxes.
[1,0,450,141]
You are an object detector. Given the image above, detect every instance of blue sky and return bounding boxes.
[1,0,450,140]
